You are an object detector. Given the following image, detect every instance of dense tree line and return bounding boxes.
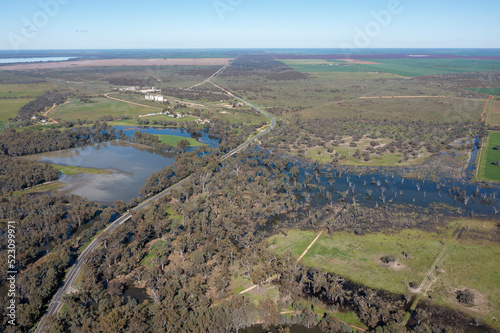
[16,90,70,120]
[0,156,59,194]
[0,122,116,156]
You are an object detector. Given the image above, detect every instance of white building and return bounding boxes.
[145,94,164,102]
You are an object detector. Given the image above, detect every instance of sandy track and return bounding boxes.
[0,58,233,70]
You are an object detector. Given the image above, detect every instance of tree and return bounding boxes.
[257,298,277,330]
[301,308,317,329]
[177,139,191,152]
[318,313,340,332]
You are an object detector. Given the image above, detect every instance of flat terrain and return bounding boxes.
[282,57,500,77]
[50,164,113,175]
[0,98,31,122]
[156,134,202,147]
[489,99,500,126]
[269,219,500,329]
[465,87,500,95]
[270,228,445,295]
[477,131,500,182]
[427,219,500,330]
[0,58,233,70]
[0,83,53,98]
[52,97,155,122]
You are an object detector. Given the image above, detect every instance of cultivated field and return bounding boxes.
[477,131,500,182]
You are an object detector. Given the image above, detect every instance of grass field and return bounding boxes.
[108,114,199,127]
[345,58,500,77]
[465,87,500,95]
[477,131,500,182]
[282,58,500,77]
[156,134,202,147]
[0,98,31,121]
[489,100,500,127]
[52,97,157,122]
[428,219,500,330]
[50,164,113,175]
[0,83,53,98]
[269,219,500,329]
[269,228,449,295]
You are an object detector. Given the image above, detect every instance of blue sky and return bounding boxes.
[1,0,499,50]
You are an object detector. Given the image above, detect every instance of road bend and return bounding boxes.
[35,77,275,333]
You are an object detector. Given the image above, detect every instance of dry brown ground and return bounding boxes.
[0,58,233,70]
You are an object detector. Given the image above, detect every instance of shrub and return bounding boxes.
[456,289,475,305]
[380,255,396,264]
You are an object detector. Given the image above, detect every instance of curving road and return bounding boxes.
[34,62,275,333]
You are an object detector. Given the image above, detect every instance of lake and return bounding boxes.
[32,127,219,203]
[0,57,75,64]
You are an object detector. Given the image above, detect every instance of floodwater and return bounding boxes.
[123,286,151,303]
[31,127,219,203]
[295,162,499,218]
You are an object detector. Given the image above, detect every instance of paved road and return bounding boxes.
[34,65,275,333]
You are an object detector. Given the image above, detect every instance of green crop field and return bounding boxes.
[282,58,500,77]
[348,58,500,77]
[477,131,500,182]
[52,97,156,122]
[0,83,53,98]
[0,98,31,121]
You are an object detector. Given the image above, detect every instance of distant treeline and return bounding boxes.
[0,122,116,156]
[220,54,309,80]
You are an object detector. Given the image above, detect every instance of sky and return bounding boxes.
[1,0,500,50]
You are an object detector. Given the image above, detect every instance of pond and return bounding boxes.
[31,127,219,203]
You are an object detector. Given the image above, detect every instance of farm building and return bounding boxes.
[145,94,164,102]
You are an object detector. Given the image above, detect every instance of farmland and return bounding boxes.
[268,218,500,330]
[477,131,500,182]
[51,97,157,122]
[269,228,446,295]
